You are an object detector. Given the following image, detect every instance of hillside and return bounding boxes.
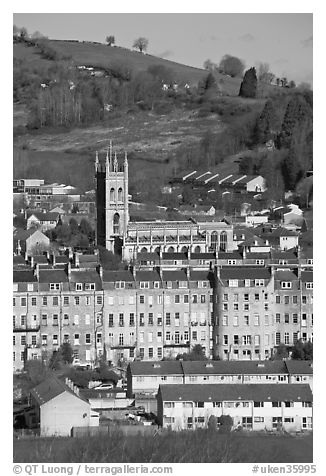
[13,39,242,94]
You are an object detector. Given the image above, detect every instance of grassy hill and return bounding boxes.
[13,39,242,94]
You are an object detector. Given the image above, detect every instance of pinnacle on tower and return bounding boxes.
[95,150,99,170]
[124,151,128,167]
[114,151,118,172]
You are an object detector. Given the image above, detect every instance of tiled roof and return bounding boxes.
[137,252,160,261]
[32,255,48,264]
[102,270,135,283]
[218,252,243,260]
[301,271,313,282]
[271,249,298,260]
[285,360,313,375]
[13,255,26,265]
[28,212,60,222]
[162,270,188,281]
[271,227,298,237]
[220,267,271,280]
[190,253,216,260]
[13,228,38,241]
[274,270,298,281]
[162,252,188,260]
[158,383,312,403]
[38,269,68,283]
[129,361,183,376]
[70,270,101,285]
[13,270,37,283]
[245,252,270,260]
[189,270,213,281]
[78,254,99,263]
[181,360,287,376]
[135,270,161,282]
[30,376,88,406]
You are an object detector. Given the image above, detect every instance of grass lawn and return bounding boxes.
[13,430,313,463]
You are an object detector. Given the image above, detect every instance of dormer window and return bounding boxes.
[154,282,160,289]
[307,259,313,265]
[279,259,288,265]
[75,283,83,291]
[256,260,264,265]
[228,260,236,265]
[166,281,173,289]
[255,279,264,287]
[13,284,18,292]
[305,282,313,289]
[50,283,60,290]
[140,281,150,289]
[229,279,238,287]
[178,281,188,288]
[85,283,95,291]
[281,282,292,289]
[115,281,125,289]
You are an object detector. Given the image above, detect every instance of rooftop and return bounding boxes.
[129,361,183,376]
[158,383,312,402]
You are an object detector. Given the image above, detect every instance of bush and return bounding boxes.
[218,415,233,433]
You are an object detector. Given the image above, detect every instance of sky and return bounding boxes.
[13,12,313,85]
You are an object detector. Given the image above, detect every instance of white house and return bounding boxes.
[30,376,99,436]
[26,211,60,232]
[157,384,313,432]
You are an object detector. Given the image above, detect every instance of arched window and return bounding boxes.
[181,246,188,252]
[210,231,218,251]
[219,231,227,252]
[194,245,201,253]
[110,188,115,202]
[167,246,175,252]
[154,247,160,253]
[113,213,120,235]
[118,187,123,202]
[141,247,147,253]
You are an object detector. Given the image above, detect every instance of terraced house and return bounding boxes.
[13,252,313,371]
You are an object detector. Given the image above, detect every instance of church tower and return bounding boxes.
[95,141,129,252]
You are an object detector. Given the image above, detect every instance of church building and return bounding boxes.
[95,143,235,261]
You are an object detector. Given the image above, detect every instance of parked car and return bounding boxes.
[94,383,114,390]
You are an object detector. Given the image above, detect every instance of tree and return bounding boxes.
[207,415,218,431]
[176,344,207,361]
[24,359,49,386]
[292,339,313,360]
[69,218,79,235]
[295,176,313,208]
[257,62,274,84]
[203,59,217,72]
[218,415,233,433]
[20,27,28,40]
[79,218,93,237]
[254,99,278,143]
[273,343,289,360]
[98,246,122,270]
[239,67,257,98]
[60,342,74,364]
[288,80,296,89]
[106,35,115,46]
[13,25,20,38]
[133,37,149,53]
[219,54,245,77]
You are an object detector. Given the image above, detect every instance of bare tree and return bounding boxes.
[106,35,115,46]
[133,37,149,53]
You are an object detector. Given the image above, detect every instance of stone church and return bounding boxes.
[95,143,235,261]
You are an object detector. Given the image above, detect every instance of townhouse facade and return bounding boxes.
[157,384,313,432]
[126,360,313,397]
[13,250,313,372]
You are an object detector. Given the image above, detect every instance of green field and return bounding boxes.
[13,430,313,463]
